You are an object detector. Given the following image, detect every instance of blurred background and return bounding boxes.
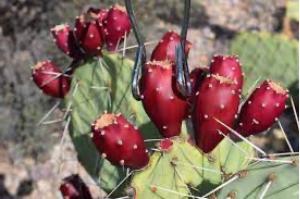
[0,0,298,198]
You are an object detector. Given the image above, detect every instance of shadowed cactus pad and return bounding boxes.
[229,32,298,94]
[217,156,299,199]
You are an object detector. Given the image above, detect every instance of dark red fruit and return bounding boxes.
[102,4,131,51]
[236,80,288,137]
[210,55,244,92]
[74,12,103,55]
[51,24,83,59]
[140,61,188,138]
[32,60,70,98]
[189,67,209,96]
[151,31,192,63]
[158,139,173,152]
[91,113,149,170]
[60,174,92,199]
[192,74,240,153]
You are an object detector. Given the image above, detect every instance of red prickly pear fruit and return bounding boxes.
[236,80,288,137]
[91,113,149,170]
[51,24,83,59]
[59,174,92,199]
[32,60,70,98]
[158,138,173,152]
[102,4,131,51]
[192,74,240,153]
[210,55,244,92]
[140,61,188,138]
[74,13,103,56]
[151,31,192,63]
[189,67,209,95]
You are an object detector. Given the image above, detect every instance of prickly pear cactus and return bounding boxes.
[64,51,160,192]
[31,2,299,199]
[64,51,255,196]
[131,137,254,198]
[217,156,299,199]
[229,32,298,93]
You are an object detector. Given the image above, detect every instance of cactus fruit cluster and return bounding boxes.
[31,2,298,199]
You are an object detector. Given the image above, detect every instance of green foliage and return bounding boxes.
[229,32,298,95]
[217,157,299,199]
[65,51,159,193]
[287,0,299,21]
[131,137,254,198]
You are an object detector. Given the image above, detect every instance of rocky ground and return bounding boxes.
[0,0,298,198]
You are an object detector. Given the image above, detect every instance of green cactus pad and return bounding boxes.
[229,32,298,94]
[65,51,160,193]
[131,137,254,198]
[217,156,299,199]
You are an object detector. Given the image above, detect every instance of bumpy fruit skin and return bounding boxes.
[210,55,243,92]
[91,113,149,170]
[151,31,192,63]
[102,4,131,51]
[140,61,188,138]
[51,24,83,59]
[192,74,240,153]
[236,80,288,137]
[32,60,70,98]
[59,174,92,199]
[74,13,103,56]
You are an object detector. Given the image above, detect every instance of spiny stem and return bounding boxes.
[201,175,239,198]
[217,130,249,156]
[144,138,164,142]
[277,120,294,153]
[259,180,272,199]
[57,117,71,174]
[40,73,62,87]
[90,86,110,90]
[247,157,294,164]
[290,96,299,130]
[268,152,299,157]
[42,119,62,125]
[150,184,206,199]
[173,160,223,174]
[122,32,127,58]
[41,71,71,77]
[105,171,134,198]
[63,82,79,120]
[214,117,267,156]
[37,101,60,126]
[117,40,157,52]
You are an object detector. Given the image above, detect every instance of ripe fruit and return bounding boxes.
[91,113,149,170]
[236,80,288,137]
[51,24,83,59]
[192,74,240,153]
[151,31,192,63]
[60,174,92,199]
[32,60,70,98]
[102,4,131,51]
[74,12,103,56]
[210,55,243,92]
[140,61,188,138]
